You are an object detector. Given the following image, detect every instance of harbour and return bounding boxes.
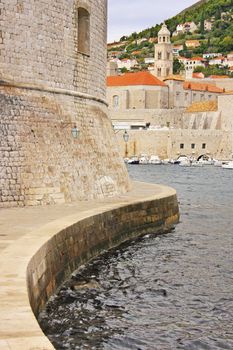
[39,165,233,349]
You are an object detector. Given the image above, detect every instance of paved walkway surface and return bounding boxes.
[0,181,176,350]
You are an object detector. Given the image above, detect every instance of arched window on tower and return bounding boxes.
[157,68,162,77]
[158,52,162,60]
[77,7,90,55]
[166,68,170,76]
[163,36,166,42]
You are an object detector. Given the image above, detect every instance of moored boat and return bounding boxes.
[149,155,162,165]
[222,161,233,169]
[127,156,140,165]
[139,155,149,164]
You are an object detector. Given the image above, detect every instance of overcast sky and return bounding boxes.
[108,0,198,42]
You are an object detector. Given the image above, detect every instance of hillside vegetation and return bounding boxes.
[110,0,233,56]
[167,0,233,53]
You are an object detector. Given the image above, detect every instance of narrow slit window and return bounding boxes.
[113,95,119,109]
[78,7,90,55]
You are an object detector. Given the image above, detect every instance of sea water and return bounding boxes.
[39,165,233,350]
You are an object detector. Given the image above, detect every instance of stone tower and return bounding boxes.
[0,0,130,207]
[154,23,173,79]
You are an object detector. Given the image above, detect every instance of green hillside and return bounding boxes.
[115,0,233,54]
[108,0,233,77]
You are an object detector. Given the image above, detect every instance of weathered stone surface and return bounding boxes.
[0,181,179,349]
[0,0,131,207]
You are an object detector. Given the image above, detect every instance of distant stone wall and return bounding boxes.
[111,94,233,160]
[116,128,232,160]
[0,0,131,207]
[107,85,169,110]
[166,80,220,109]
[110,108,185,128]
[114,105,232,160]
[218,94,233,131]
[193,78,233,91]
[27,190,179,317]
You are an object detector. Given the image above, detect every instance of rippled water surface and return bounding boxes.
[39,165,233,349]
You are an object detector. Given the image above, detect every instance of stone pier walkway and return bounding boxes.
[0,182,177,350]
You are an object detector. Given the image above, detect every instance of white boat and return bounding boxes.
[127,156,139,164]
[178,156,191,167]
[149,155,162,165]
[213,159,222,167]
[139,155,149,164]
[191,161,203,167]
[198,155,214,165]
[179,159,191,167]
[222,161,233,169]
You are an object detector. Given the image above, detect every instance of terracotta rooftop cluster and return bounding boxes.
[107,71,166,87]
[183,81,225,93]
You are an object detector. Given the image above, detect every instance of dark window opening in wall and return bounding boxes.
[78,7,90,55]
[191,143,195,149]
[180,143,184,149]
[166,68,170,76]
[157,68,161,77]
[167,52,170,60]
[202,143,206,149]
[163,36,166,42]
[158,52,162,60]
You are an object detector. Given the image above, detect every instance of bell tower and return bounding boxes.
[154,23,173,79]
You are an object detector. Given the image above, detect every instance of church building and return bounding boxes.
[153,23,173,79]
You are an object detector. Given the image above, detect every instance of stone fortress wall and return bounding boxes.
[107,22,233,161]
[0,0,131,208]
[27,186,179,317]
[114,94,233,160]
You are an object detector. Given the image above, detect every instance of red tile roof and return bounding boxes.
[192,72,205,79]
[107,71,166,87]
[131,50,142,55]
[191,56,205,61]
[183,81,225,93]
[186,40,200,43]
[209,75,229,79]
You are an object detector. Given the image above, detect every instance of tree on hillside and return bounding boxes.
[215,6,221,20]
[220,36,233,52]
[120,36,127,42]
[194,64,232,77]
[173,58,185,74]
[200,12,205,34]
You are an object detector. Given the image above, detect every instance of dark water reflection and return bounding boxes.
[39,165,233,349]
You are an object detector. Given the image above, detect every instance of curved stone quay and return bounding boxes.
[0,181,179,350]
